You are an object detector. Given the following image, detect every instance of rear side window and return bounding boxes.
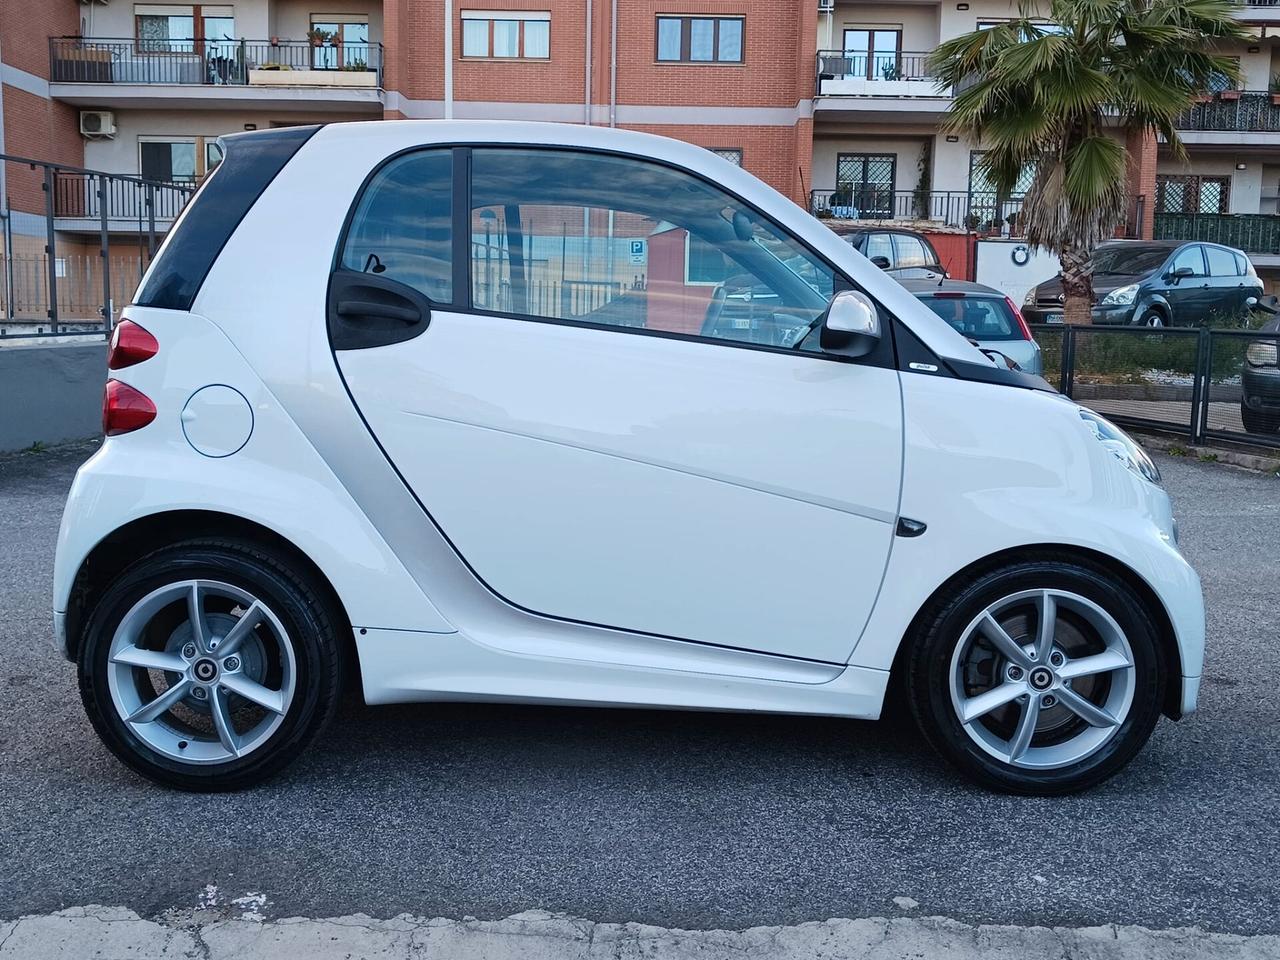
[863,233,893,264]
[920,295,1021,341]
[339,150,453,303]
[1206,245,1241,277]
[135,125,318,310]
[892,234,929,268]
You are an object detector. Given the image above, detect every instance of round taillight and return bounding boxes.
[103,379,157,436]
[108,320,159,370]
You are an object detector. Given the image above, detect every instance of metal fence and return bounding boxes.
[1153,212,1280,255]
[1032,323,1280,451]
[1,152,195,338]
[810,189,1146,240]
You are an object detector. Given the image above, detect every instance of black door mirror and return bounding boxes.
[1165,265,1194,283]
[870,255,891,270]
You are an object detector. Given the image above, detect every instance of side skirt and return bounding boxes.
[355,628,890,719]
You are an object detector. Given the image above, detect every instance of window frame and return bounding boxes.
[460,11,552,60]
[138,134,222,182]
[654,15,745,64]
[840,27,902,80]
[329,143,897,368]
[1168,244,1208,279]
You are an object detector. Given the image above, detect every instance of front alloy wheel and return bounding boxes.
[908,557,1165,794]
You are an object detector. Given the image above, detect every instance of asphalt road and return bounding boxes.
[1,441,1277,935]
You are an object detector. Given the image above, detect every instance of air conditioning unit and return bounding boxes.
[80,110,116,138]
[818,0,835,11]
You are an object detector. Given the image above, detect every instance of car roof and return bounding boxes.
[832,225,932,239]
[899,278,1005,297]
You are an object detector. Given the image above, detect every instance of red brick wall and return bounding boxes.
[2,0,84,214]
[1125,128,1157,241]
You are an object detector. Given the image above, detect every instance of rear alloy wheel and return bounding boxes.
[79,540,344,791]
[908,558,1164,794]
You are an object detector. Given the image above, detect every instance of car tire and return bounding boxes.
[78,538,345,791]
[1137,308,1165,328]
[906,555,1165,795]
[1241,403,1280,435]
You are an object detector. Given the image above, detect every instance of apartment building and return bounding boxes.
[812,0,1280,276]
[2,0,1278,316]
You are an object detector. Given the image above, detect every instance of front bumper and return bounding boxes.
[1023,303,1142,325]
[1242,365,1280,409]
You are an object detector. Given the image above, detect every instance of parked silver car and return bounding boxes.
[902,278,1043,377]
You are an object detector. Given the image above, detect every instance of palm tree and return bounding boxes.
[930,0,1248,325]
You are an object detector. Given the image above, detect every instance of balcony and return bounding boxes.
[1154,213,1280,262]
[49,37,383,112]
[1235,0,1280,22]
[814,50,952,120]
[49,169,194,235]
[1174,91,1280,146]
[810,188,1146,240]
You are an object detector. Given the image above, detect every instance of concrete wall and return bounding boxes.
[0,342,105,451]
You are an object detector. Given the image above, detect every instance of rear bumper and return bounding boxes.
[1178,674,1201,719]
[52,609,70,661]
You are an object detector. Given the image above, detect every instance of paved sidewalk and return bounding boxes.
[4,908,1280,960]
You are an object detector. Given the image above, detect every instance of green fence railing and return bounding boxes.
[1153,213,1280,255]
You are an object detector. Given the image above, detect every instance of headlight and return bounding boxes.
[1023,288,1037,306]
[1100,283,1139,306]
[1078,407,1161,485]
[1245,340,1278,367]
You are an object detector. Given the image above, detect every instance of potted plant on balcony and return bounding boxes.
[307,28,334,47]
[1219,85,1241,101]
[1271,74,1280,106]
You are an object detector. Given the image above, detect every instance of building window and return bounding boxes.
[139,137,223,183]
[835,153,895,218]
[1157,175,1230,214]
[461,11,551,59]
[841,29,901,80]
[711,148,742,165]
[311,17,371,69]
[655,16,744,63]
[135,5,235,54]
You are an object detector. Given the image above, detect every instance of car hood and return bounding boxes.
[1034,272,1149,301]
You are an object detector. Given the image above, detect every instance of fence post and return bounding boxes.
[1059,325,1075,396]
[146,183,157,258]
[42,164,59,331]
[1189,326,1210,445]
[99,174,112,330]
[3,196,14,322]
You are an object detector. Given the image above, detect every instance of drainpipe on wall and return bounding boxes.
[444,0,454,119]
[584,0,592,124]
[608,0,617,127]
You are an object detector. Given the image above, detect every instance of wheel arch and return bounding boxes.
[1142,297,1172,324]
[65,510,355,671]
[887,542,1185,720]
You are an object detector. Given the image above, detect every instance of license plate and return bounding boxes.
[1043,313,1064,324]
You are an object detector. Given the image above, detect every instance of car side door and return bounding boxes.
[1162,244,1211,325]
[1204,244,1248,321]
[328,145,904,665]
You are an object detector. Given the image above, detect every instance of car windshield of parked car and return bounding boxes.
[1091,245,1175,276]
[919,295,1020,341]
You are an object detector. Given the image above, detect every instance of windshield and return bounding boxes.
[1091,245,1172,276]
[919,294,1022,341]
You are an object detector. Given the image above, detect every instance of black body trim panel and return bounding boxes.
[135,125,319,311]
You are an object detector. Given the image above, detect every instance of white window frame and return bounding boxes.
[460,11,551,59]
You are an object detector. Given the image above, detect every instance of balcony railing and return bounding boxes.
[815,50,946,97]
[1154,213,1280,254]
[52,170,194,222]
[810,188,1146,239]
[50,36,383,87]
[1175,91,1280,132]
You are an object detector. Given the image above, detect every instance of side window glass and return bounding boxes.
[1234,251,1249,276]
[863,233,893,265]
[341,150,453,303]
[1205,246,1239,278]
[469,148,836,350]
[1169,245,1206,278]
[892,234,928,268]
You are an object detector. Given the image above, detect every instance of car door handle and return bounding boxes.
[336,300,421,325]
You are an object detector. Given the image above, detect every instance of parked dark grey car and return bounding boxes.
[834,226,946,280]
[1023,240,1262,327]
[1242,307,1280,435]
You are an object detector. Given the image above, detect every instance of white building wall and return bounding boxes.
[1158,155,1266,215]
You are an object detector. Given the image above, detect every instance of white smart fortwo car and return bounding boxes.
[56,122,1202,794]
